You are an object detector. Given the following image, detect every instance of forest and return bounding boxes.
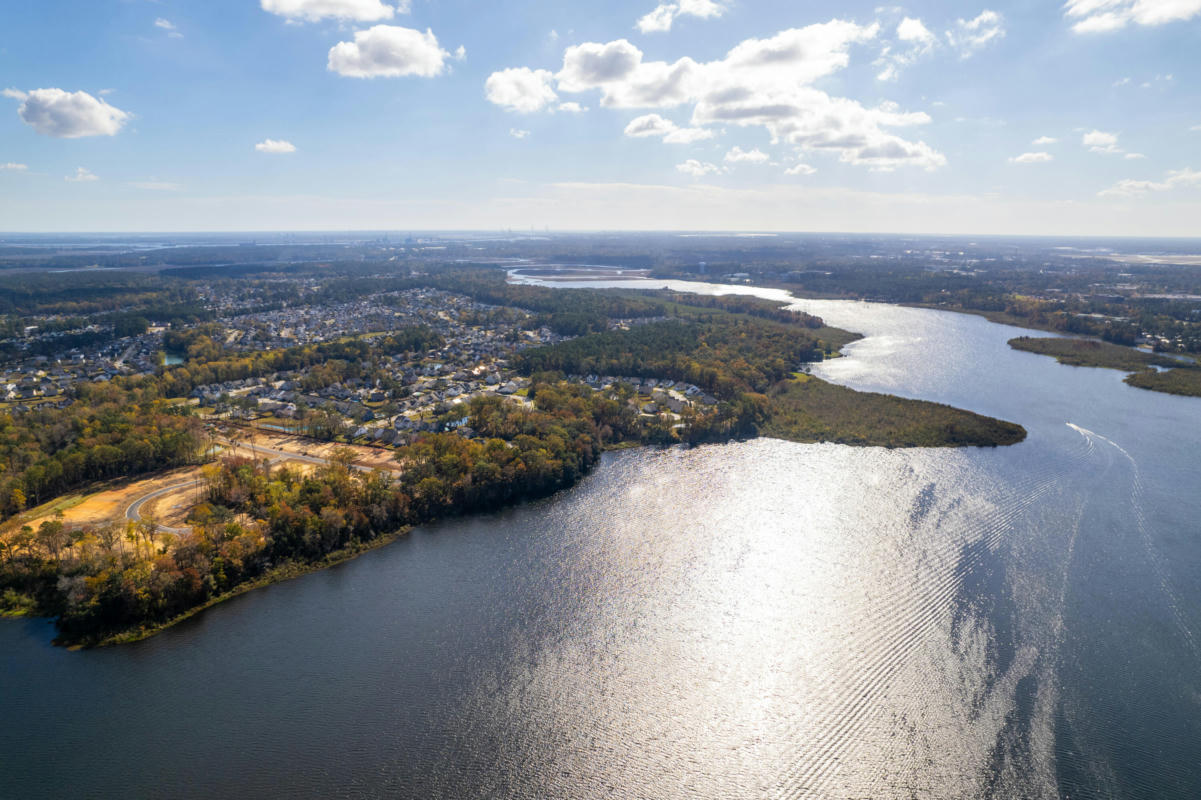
[0,380,637,644]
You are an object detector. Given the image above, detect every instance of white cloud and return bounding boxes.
[154,18,183,37]
[509,128,530,139]
[65,167,98,183]
[1032,135,1059,145]
[1010,151,1054,164]
[1192,124,1201,132]
[1,162,28,171]
[785,162,816,175]
[5,88,129,138]
[876,17,937,80]
[724,146,770,163]
[637,0,724,34]
[129,181,183,191]
[623,113,713,143]
[1100,167,1201,197]
[256,138,297,153]
[493,20,945,171]
[1083,129,1122,154]
[676,159,723,177]
[485,68,558,113]
[328,26,456,78]
[1065,0,1201,33]
[557,101,587,113]
[1125,152,1147,159]
[556,39,651,96]
[946,10,1005,57]
[261,0,400,22]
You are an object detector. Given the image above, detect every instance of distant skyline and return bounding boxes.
[2,0,1200,235]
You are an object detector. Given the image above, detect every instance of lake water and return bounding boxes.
[2,282,1199,799]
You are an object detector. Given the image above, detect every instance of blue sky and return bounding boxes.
[1,0,1199,234]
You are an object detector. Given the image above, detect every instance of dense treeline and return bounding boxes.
[4,382,636,643]
[655,292,827,328]
[0,382,204,519]
[517,317,833,400]
[0,272,200,318]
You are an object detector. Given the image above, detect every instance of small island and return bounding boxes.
[1008,336,1201,397]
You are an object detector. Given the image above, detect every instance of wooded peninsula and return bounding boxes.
[1,266,1024,646]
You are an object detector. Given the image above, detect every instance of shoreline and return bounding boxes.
[69,526,414,649]
[8,290,1031,649]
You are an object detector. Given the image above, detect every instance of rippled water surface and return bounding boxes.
[2,283,1199,799]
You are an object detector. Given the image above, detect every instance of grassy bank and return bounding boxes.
[1008,336,1182,371]
[1124,368,1201,397]
[1008,336,1201,398]
[764,375,1027,448]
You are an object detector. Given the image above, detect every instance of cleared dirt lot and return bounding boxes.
[225,427,402,472]
[3,429,402,545]
[21,467,208,533]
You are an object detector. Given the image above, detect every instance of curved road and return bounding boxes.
[124,481,198,535]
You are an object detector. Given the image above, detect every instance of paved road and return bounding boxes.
[214,436,396,474]
[124,481,199,535]
[125,438,400,533]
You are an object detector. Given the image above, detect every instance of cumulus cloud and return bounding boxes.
[1010,151,1054,163]
[485,68,558,113]
[328,25,456,78]
[4,88,129,138]
[785,162,817,175]
[65,167,98,183]
[256,138,297,153]
[676,159,723,176]
[261,0,401,22]
[636,0,724,34]
[509,128,530,139]
[1083,129,1123,154]
[488,20,945,171]
[623,113,714,143]
[1065,0,1201,33]
[557,101,587,113]
[1,162,28,171]
[724,146,770,163]
[1100,167,1201,197]
[946,10,1005,57]
[1033,135,1059,145]
[876,17,937,80]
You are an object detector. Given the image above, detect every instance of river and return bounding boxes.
[2,280,1198,799]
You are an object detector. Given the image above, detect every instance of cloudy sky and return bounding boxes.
[1,0,1199,234]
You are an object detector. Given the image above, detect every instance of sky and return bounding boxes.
[1,0,1199,235]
